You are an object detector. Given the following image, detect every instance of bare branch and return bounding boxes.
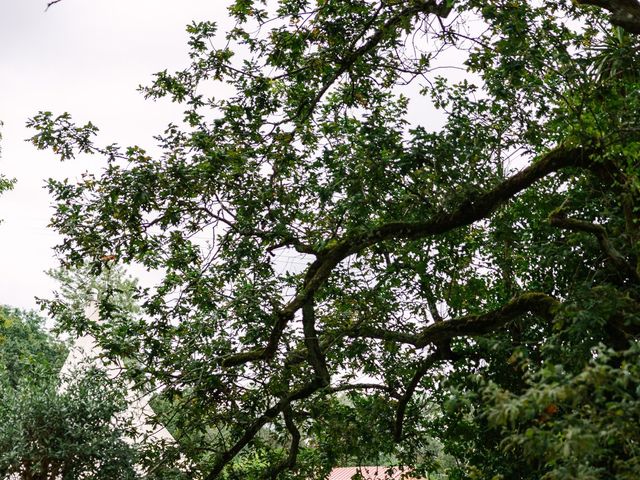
[394,348,450,442]
[45,0,63,11]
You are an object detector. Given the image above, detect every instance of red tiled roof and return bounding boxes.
[327,466,421,480]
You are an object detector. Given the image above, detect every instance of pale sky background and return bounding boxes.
[0,0,234,311]
[0,0,456,314]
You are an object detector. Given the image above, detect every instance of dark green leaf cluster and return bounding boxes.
[0,307,142,479]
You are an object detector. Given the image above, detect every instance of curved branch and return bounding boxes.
[390,293,558,441]
[549,211,640,282]
[576,0,640,34]
[324,382,402,399]
[205,379,400,479]
[205,380,324,480]
[45,0,63,10]
[222,144,592,368]
[416,292,559,344]
[303,298,330,386]
[331,145,592,255]
[268,406,301,479]
[393,348,449,442]
[344,292,559,349]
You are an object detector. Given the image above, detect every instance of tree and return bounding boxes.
[0,306,144,479]
[0,306,66,388]
[29,0,640,478]
[45,263,143,360]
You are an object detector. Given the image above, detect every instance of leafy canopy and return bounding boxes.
[0,306,141,480]
[30,0,640,478]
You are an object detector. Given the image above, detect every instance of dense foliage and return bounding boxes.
[0,306,143,479]
[31,0,640,478]
[0,306,66,387]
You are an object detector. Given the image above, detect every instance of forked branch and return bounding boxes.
[222,144,594,369]
[549,210,640,282]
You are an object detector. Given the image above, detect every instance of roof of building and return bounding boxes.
[327,466,420,480]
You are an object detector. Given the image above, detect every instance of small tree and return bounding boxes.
[0,306,141,480]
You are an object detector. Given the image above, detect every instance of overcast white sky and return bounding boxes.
[0,0,232,311]
[0,0,458,315]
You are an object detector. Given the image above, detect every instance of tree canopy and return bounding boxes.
[0,306,141,480]
[30,0,640,478]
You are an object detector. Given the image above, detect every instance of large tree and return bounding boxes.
[31,0,640,478]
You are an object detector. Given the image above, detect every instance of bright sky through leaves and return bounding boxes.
[0,0,231,310]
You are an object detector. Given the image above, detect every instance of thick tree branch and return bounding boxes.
[223,144,592,368]
[302,298,330,386]
[333,145,592,255]
[268,406,301,479]
[416,292,559,344]
[576,0,640,33]
[345,292,559,348]
[324,382,401,399]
